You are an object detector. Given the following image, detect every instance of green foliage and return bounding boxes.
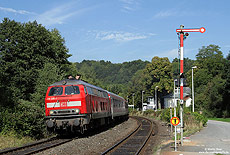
[128,56,173,108]
[208,118,230,122]
[202,75,226,117]
[191,112,208,126]
[172,57,195,79]
[31,63,65,107]
[75,59,149,96]
[127,70,146,108]
[143,56,173,94]
[222,52,230,118]
[0,18,71,106]
[0,100,45,139]
[160,108,171,122]
[0,131,34,150]
[190,45,227,117]
[0,18,71,139]
[75,59,148,86]
[143,109,155,115]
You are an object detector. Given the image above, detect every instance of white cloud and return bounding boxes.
[166,48,179,57]
[154,10,178,18]
[119,0,140,12]
[120,0,136,5]
[33,3,94,26]
[0,6,35,15]
[94,31,155,42]
[155,49,178,60]
[154,9,196,18]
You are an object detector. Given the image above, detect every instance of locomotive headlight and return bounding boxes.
[50,110,54,115]
[75,109,80,114]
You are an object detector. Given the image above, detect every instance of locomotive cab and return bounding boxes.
[45,79,90,134]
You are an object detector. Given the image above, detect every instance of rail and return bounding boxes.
[0,136,73,155]
[101,116,153,155]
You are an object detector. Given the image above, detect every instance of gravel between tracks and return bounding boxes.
[143,118,172,155]
[36,118,137,155]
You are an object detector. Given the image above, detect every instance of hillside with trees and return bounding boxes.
[74,60,149,96]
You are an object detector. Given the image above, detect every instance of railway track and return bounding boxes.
[101,116,153,155]
[0,136,73,155]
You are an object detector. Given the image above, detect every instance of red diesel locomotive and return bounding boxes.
[45,79,128,134]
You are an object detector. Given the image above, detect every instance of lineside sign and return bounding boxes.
[171,117,180,126]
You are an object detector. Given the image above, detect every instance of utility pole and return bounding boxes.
[142,90,145,111]
[132,93,135,110]
[192,66,197,112]
[174,79,177,117]
[176,25,205,146]
[155,86,158,110]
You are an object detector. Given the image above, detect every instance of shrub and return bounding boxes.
[160,108,171,122]
[1,100,45,139]
[192,112,208,126]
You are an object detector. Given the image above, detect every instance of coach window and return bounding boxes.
[96,90,100,97]
[86,86,92,94]
[103,92,108,98]
[99,91,103,97]
[49,87,63,96]
[92,88,97,96]
[65,86,80,95]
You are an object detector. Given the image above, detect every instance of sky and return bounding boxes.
[0,0,230,63]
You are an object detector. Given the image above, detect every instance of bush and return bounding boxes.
[143,109,155,115]
[191,112,208,126]
[0,100,45,139]
[160,108,171,122]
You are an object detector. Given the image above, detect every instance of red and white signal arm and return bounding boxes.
[171,117,180,126]
[176,27,206,33]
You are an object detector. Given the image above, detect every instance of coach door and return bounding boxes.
[111,96,114,119]
[86,86,93,113]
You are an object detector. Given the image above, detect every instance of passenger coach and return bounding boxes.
[45,79,128,134]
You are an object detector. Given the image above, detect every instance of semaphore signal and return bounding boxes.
[175,25,206,149]
[176,27,206,33]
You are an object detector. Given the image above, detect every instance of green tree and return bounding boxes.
[222,52,230,117]
[172,57,195,80]
[127,69,145,108]
[0,18,71,106]
[203,75,226,117]
[191,45,226,117]
[128,56,173,108]
[143,56,173,96]
[31,63,65,107]
[75,59,149,97]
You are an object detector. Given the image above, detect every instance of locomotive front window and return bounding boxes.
[65,86,80,95]
[48,87,63,96]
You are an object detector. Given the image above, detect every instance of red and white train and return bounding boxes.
[45,79,128,134]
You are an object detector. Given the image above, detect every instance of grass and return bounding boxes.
[0,131,34,150]
[208,118,230,123]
